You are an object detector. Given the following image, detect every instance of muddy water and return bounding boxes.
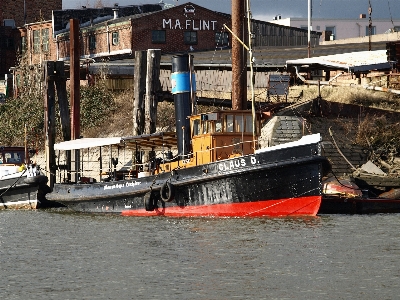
[1,210,399,299]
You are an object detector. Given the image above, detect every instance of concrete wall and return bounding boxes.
[321,31,400,46]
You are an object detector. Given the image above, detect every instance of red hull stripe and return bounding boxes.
[121,196,322,217]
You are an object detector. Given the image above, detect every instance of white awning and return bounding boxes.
[54,137,123,151]
[54,132,178,151]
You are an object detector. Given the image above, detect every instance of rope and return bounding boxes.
[328,127,356,170]
[0,169,27,198]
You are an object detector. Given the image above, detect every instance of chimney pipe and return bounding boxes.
[113,4,119,19]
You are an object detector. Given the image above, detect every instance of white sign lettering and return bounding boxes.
[162,19,217,31]
[175,19,182,29]
[163,19,171,29]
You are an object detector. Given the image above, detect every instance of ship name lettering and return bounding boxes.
[104,183,124,190]
[125,181,141,187]
[218,158,247,171]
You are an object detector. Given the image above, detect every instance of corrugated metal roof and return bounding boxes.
[286,50,391,72]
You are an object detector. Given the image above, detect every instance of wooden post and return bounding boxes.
[70,18,80,182]
[54,61,71,182]
[54,61,71,141]
[133,50,147,136]
[144,49,161,135]
[43,61,56,189]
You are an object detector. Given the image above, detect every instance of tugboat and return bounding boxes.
[45,105,330,216]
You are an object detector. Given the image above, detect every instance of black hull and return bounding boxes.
[319,196,400,214]
[0,175,51,210]
[46,140,331,216]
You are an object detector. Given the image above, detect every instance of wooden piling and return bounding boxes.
[43,61,56,188]
[145,49,161,135]
[133,50,147,136]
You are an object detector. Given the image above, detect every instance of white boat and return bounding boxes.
[0,146,49,209]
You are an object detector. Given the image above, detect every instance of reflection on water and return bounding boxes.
[0,210,399,299]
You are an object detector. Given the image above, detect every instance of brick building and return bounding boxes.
[55,3,232,60]
[18,21,56,65]
[0,0,61,27]
[0,0,62,78]
[54,2,319,60]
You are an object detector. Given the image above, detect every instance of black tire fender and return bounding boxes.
[160,182,175,202]
[144,191,155,211]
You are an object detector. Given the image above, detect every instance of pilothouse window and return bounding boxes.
[226,115,234,132]
[245,115,253,132]
[192,119,200,136]
[235,115,244,132]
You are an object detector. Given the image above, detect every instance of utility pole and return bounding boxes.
[368,0,372,51]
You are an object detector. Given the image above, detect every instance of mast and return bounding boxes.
[246,0,256,149]
[308,0,311,58]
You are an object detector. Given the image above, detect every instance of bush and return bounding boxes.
[80,83,116,131]
[0,94,43,146]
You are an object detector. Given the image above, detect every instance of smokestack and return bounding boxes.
[171,54,195,159]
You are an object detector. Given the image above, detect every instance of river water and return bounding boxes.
[1,209,399,299]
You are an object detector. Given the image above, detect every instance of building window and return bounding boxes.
[112,32,119,45]
[21,36,27,54]
[152,30,166,43]
[42,28,49,52]
[89,35,96,50]
[215,32,229,46]
[184,31,197,45]
[366,26,376,36]
[33,30,40,53]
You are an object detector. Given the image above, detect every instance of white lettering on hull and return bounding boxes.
[218,157,258,172]
[104,180,141,190]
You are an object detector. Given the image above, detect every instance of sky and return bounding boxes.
[63,0,400,22]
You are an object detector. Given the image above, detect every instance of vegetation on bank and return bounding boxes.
[299,85,400,111]
[0,82,115,148]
